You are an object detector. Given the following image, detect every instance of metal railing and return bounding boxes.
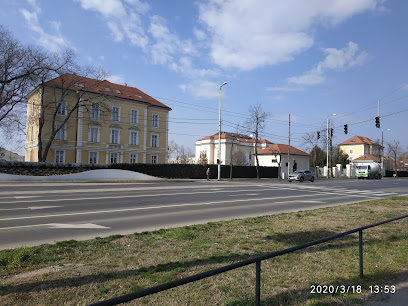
[90,214,408,306]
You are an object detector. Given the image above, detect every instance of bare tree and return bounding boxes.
[168,140,194,164]
[387,140,404,177]
[231,150,247,166]
[245,103,269,179]
[197,150,208,165]
[0,26,49,132]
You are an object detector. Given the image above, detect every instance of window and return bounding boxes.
[151,155,158,164]
[89,152,98,164]
[349,149,353,154]
[130,154,137,163]
[115,89,121,94]
[74,83,84,88]
[152,114,159,127]
[131,110,138,124]
[110,129,120,144]
[91,103,99,119]
[105,87,111,92]
[112,107,120,121]
[30,125,34,141]
[55,123,66,140]
[89,127,99,142]
[57,102,66,116]
[110,152,118,164]
[130,131,139,145]
[55,151,65,163]
[31,100,35,116]
[151,134,159,147]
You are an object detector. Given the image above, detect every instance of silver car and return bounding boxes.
[288,170,314,182]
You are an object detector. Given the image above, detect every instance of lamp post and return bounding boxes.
[218,82,227,180]
[326,113,336,178]
[381,128,391,176]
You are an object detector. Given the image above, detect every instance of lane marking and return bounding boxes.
[0,206,61,211]
[0,193,378,223]
[0,223,109,230]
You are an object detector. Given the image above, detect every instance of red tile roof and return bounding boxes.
[43,73,171,110]
[353,154,380,162]
[197,133,273,144]
[340,136,379,146]
[257,144,310,156]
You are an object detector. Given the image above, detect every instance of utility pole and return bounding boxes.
[288,114,291,179]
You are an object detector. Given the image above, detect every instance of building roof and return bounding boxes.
[197,132,273,144]
[353,154,380,162]
[42,73,171,110]
[257,144,310,156]
[339,136,379,146]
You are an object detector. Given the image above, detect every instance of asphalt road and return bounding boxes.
[1,178,407,250]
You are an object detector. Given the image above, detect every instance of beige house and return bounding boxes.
[25,74,171,164]
[195,132,272,165]
[339,136,381,162]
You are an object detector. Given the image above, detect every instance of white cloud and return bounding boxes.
[198,0,386,71]
[179,80,221,99]
[287,41,369,85]
[75,0,149,48]
[21,0,69,52]
[107,74,126,84]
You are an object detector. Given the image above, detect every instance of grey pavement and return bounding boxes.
[0,169,162,181]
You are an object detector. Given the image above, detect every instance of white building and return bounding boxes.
[256,143,310,178]
[195,132,272,165]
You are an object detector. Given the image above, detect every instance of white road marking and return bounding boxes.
[228,193,260,197]
[47,223,110,229]
[0,193,378,223]
[0,206,61,211]
[14,196,41,199]
[0,223,109,230]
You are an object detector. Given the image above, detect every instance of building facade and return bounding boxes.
[338,136,381,162]
[0,147,24,162]
[195,132,272,166]
[256,144,310,178]
[25,74,171,164]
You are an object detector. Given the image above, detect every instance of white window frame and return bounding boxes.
[151,155,158,164]
[89,151,98,164]
[111,106,120,121]
[110,152,119,164]
[57,101,67,116]
[349,148,353,154]
[151,133,159,148]
[130,153,137,164]
[152,114,159,128]
[55,123,67,140]
[31,100,35,117]
[91,103,100,119]
[110,128,120,144]
[89,126,100,143]
[131,109,138,124]
[129,130,139,146]
[55,150,65,163]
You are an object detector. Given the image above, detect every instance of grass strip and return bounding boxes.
[0,196,407,305]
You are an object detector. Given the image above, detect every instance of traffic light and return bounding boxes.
[344,124,348,134]
[317,131,320,139]
[375,116,380,128]
[330,128,333,137]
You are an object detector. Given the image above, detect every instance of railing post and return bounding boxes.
[359,230,363,279]
[255,261,261,306]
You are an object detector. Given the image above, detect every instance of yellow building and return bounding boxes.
[25,74,171,164]
[338,136,381,162]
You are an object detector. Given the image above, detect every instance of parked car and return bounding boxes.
[288,170,314,182]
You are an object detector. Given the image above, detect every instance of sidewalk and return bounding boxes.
[364,271,408,306]
[0,169,162,181]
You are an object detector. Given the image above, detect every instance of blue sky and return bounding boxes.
[1,0,408,156]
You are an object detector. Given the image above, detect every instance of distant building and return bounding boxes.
[25,74,171,164]
[195,132,272,165]
[339,136,382,162]
[256,144,311,178]
[0,147,24,162]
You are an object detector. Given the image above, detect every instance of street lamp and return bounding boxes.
[218,82,227,180]
[381,128,391,176]
[326,113,336,178]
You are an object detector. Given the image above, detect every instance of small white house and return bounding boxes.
[256,143,310,178]
[195,132,272,165]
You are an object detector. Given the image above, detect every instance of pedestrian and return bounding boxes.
[206,167,210,181]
